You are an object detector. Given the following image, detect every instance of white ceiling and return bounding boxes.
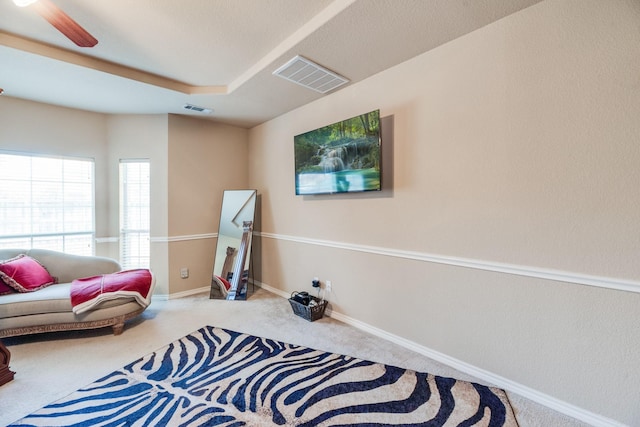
[0,0,543,128]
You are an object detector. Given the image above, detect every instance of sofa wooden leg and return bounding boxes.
[112,315,126,335]
[0,339,15,386]
[112,323,125,335]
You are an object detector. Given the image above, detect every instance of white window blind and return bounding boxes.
[0,152,95,255]
[119,160,150,269]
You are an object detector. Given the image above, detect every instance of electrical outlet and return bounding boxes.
[180,267,189,279]
[326,280,332,292]
[312,277,320,288]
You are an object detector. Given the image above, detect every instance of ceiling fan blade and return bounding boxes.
[31,0,98,47]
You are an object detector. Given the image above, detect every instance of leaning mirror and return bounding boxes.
[210,190,257,300]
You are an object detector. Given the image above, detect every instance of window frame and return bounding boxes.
[119,159,151,269]
[0,150,96,255]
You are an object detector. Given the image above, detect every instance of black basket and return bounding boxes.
[288,295,327,322]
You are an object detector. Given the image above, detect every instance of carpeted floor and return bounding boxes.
[9,326,518,426]
[0,288,589,426]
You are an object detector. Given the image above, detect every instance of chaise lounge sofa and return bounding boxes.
[0,249,153,338]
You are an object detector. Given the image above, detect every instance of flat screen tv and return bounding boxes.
[294,109,381,195]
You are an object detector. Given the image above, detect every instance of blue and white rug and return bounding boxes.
[11,326,518,426]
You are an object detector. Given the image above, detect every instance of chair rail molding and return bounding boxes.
[150,233,217,243]
[255,232,640,294]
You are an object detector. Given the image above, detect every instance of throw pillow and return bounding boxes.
[0,254,56,293]
[0,279,14,296]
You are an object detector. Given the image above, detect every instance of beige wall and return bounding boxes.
[106,114,170,294]
[0,103,249,297]
[167,115,249,294]
[2,0,639,422]
[248,0,640,424]
[0,97,111,255]
[105,114,250,295]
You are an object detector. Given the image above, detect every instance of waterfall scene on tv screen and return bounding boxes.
[294,109,381,195]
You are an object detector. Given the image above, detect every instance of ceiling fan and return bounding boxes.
[13,0,98,47]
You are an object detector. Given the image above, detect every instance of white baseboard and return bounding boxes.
[256,280,624,427]
[154,286,209,301]
[257,281,290,299]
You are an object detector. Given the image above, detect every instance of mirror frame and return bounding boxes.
[210,190,257,300]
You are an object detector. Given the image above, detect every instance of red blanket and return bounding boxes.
[71,269,155,315]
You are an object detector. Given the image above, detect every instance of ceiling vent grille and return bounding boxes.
[273,55,349,94]
[183,104,213,114]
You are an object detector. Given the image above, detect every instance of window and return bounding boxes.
[0,152,95,255]
[119,160,150,269]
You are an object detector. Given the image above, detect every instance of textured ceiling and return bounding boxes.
[0,0,544,128]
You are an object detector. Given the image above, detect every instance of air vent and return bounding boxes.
[273,55,349,94]
[183,104,213,114]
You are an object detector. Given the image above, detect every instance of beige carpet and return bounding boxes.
[0,288,589,426]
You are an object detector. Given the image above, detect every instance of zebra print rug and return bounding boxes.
[11,326,518,426]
